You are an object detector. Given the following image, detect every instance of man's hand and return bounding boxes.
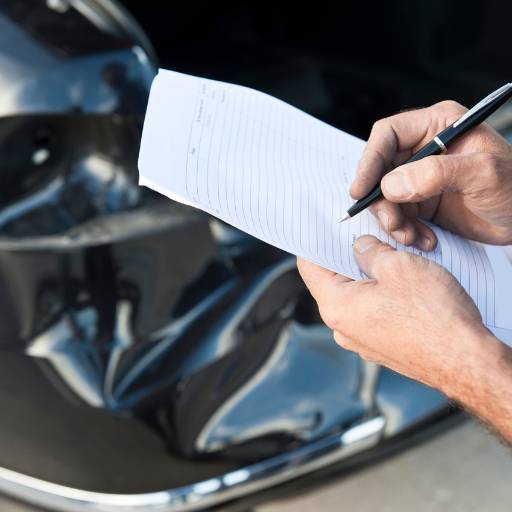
[297,235,512,442]
[350,101,512,249]
[298,235,485,389]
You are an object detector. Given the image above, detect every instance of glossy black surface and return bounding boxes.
[0,0,131,57]
[0,0,461,506]
[0,114,142,237]
[0,4,154,117]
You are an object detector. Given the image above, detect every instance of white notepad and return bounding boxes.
[139,69,512,343]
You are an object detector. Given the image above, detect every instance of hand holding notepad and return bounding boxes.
[138,69,512,342]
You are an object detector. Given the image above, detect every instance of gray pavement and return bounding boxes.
[0,420,511,511]
[259,420,512,512]
[0,497,38,511]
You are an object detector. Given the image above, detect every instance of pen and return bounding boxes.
[340,82,512,222]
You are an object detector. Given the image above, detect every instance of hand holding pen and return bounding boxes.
[342,84,512,251]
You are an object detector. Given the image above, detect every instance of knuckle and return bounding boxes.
[424,154,442,174]
[423,155,444,181]
[389,251,416,273]
[319,304,341,331]
[476,153,501,189]
[387,211,403,232]
[373,204,400,231]
[359,353,374,363]
[424,260,452,287]
[479,152,499,174]
[479,151,498,168]
[395,250,414,265]
[373,249,399,275]
[436,100,466,116]
[370,118,388,135]
[423,156,454,192]
[333,331,352,350]
[491,227,512,245]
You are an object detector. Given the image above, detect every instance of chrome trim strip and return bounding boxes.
[0,416,385,511]
[433,136,447,153]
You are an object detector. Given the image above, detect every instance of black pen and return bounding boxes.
[340,82,512,222]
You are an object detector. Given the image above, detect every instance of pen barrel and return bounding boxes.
[346,183,382,216]
[347,138,443,218]
[432,124,463,147]
[405,138,444,163]
[439,88,512,144]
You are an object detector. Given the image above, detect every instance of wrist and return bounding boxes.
[441,325,501,399]
[442,325,512,442]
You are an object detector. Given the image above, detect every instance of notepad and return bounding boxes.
[139,69,512,343]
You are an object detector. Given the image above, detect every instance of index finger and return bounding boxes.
[350,101,467,199]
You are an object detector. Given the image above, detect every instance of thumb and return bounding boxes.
[381,154,482,203]
[353,235,396,279]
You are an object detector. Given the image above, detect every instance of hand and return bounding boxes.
[350,100,512,250]
[297,235,512,443]
[297,235,489,391]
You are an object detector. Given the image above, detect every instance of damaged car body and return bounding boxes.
[1,0,509,510]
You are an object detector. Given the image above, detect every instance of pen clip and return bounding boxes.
[452,83,512,128]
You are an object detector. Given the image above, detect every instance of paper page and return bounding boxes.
[139,69,512,336]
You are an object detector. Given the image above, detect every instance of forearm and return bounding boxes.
[442,328,512,444]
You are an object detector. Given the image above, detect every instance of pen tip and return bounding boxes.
[338,212,351,223]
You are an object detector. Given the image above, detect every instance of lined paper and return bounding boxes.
[139,69,512,338]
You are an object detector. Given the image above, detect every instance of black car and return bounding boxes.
[0,1,509,510]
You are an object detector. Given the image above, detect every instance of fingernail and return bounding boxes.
[418,236,432,251]
[383,171,413,199]
[377,210,389,230]
[354,236,379,253]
